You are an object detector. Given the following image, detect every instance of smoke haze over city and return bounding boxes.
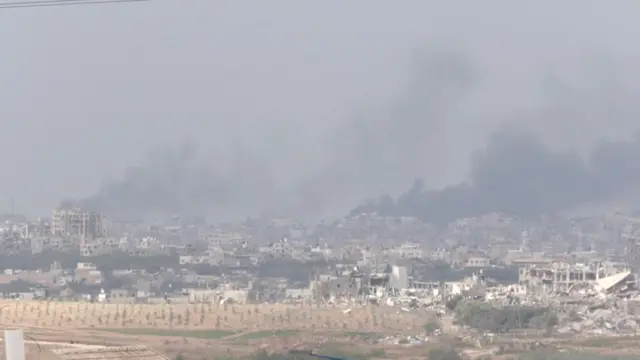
[2,1,640,222]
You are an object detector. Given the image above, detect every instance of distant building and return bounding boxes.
[51,207,105,239]
[464,256,491,268]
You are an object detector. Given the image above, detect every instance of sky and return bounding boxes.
[2,1,640,221]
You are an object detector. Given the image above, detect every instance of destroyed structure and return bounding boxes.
[518,260,631,292]
[304,257,640,338]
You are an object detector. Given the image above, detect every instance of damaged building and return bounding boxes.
[310,265,411,302]
[518,260,633,292]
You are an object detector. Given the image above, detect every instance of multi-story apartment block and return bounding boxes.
[51,207,106,239]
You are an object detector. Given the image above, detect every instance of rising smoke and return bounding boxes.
[76,141,280,221]
[70,45,640,223]
[351,127,640,224]
[350,53,640,224]
[286,45,479,216]
[70,44,480,221]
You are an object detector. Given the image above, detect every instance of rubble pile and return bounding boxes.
[307,264,640,346]
[555,299,640,335]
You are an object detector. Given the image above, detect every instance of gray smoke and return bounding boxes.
[352,126,640,223]
[75,141,279,220]
[286,45,479,216]
[350,52,640,223]
[70,45,480,221]
[69,45,640,223]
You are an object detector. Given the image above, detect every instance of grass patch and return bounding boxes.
[234,329,299,341]
[342,331,381,341]
[96,328,234,339]
[366,348,387,358]
[568,336,640,348]
[518,349,640,360]
[313,343,378,360]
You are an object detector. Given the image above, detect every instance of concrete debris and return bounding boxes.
[307,262,640,346]
[377,334,431,346]
[554,298,640,335]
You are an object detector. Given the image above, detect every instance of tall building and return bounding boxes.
[51,207,105,239]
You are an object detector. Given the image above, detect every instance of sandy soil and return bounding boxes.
[0,301,427,333]
[0,300,439,359]
[10,301,634,360]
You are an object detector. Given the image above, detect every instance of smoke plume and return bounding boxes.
[68,45,640,223]
[352,127,640,223]
[70,45,480,221]
[350,52,640,224]
[75,141,279,221]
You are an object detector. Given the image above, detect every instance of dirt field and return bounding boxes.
[6,301,636,359]
[0,300,435,359]
[0,300,426,333]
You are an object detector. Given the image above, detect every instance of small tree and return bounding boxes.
[446,295,464,311]
[423,320,442,334]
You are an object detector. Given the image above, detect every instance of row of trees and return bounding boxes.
[0,250,178,271]
[0,251,324,284]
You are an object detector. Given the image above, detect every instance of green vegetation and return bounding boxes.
[313,343,384,360]
[342,331,381,341]
[98,328,234,338]
[213,352,297,360]
[256,259,328,284]
[426,346,464,360]
[234,329,299,341]
[568,335,640,348]
[453,300,558,333]
[518,350,640,360]
[446,294,464,311]
[423,320,442,334]
[366,349,386,358]
[224,345,378,360]
[208,349,640,360]
[0,250,178,271]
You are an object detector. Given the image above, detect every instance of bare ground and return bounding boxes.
[4,301,640,359]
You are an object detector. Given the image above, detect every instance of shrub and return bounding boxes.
[423,320,441,334]
[454,300,556,333]
[427,346,463,360]
[446,295,464,311]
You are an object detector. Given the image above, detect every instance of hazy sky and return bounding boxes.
[2,1,640,220]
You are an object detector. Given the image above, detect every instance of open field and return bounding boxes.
[97,328,235,338]
[6,301,640,359]
[0,300,426,333]
[4,325,415,360]
[0,300,432,359]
